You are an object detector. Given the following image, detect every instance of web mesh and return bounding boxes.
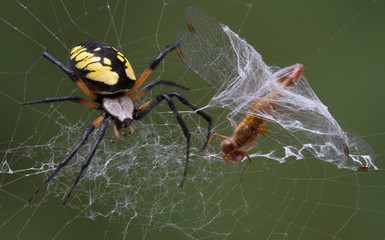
[1,0,385,239]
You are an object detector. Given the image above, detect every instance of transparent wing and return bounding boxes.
[259,110,376,170]
[176,6,238,91]
[176,7,274,115]
[176,7,376,169]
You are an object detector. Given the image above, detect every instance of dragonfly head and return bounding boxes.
[220,139,244,163]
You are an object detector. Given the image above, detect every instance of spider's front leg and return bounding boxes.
[125,42,180,96]
[134,91,212,186]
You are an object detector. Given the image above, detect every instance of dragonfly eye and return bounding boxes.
[220,139,235,154]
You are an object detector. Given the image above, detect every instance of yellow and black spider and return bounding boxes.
[24,41,212,205]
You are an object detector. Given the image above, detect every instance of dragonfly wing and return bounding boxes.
[176,7,238,91]
[177,7,376,170]
[176,7,274,115]
[256,108,376,169]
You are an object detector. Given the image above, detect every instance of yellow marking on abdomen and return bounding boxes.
[125,61,136,80]
[75,56,100,69]
[85,62,118,85]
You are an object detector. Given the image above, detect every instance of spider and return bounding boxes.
[24,41,212,205]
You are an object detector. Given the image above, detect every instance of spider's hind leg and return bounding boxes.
[28,115,105,204]
[63,116,112,205]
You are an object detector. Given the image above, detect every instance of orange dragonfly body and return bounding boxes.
[205,63,305,178]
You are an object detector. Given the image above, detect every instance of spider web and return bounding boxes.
[1,0,385,239]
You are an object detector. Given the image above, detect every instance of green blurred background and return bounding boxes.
[1,0,384,239]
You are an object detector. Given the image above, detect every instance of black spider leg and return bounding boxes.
[23,96,101,110]
[136,86,212,149]
[141,79,190,92]
[42,50,99,100]
[125,42,181,96]
[134,91,212,186]
[131,79,189,101]
[150,42,180,70]
[162,93,213,150]
[42,50,73,76]
[63,117,112,206]
[28,116,105,204]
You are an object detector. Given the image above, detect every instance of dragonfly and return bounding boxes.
[175,6,376,177]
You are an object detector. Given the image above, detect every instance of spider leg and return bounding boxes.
[134,91,212,186]
[63,117,112,206]
[202,133,232,151]
[202,117,238,150]
[131,79,189,101]
[23,96,101,110]
[42,50,99,101]
[28,116,105,204]
[125,42,180,96]
[166,92,212,150]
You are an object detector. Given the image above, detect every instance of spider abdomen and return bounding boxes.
[68,41,137,95]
